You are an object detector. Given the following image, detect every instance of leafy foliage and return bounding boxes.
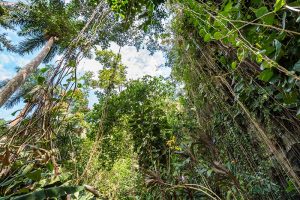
[1,0,300,199]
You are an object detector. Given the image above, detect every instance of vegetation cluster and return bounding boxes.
[0,0,300,199]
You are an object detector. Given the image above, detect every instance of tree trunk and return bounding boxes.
[0,37,54,107]
[9,102,31,127]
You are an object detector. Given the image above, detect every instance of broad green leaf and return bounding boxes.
[40,67,49,73]
[231,61,237,69]
[286,182,296,192]
[204,33,211,42]
[274,0,286,12]
[254,7,274,25]
[213,32,223,40]
[224,0,232,12]
[259,69,274,82]
[199,28,206,37]
[255,7,268,18]
[26,169,42,181]
[37,76,45,85]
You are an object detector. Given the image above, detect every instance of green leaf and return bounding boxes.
[207,169,213,177]
[255,7,268,18]
[283,92,298,104]
[213,32,223,40]
[224,0,232,12]
[231,61,237,69]
[237,47,245,61]
[274,0,286,12]
[256,53,263,63]
[37,76,46,85]
[204,33,211,42]
[293,60,300,72]
[11,109,21,116]
[273,39,282,60]
[264,14,274,25]
[46,162,54,171]
[261,61,272,69]
[77,83,83,88]
[254,7,274,25]
[259,69,274,82]
[68,60,76,68]
[40,67,49,73]
[226,191,233,200]
[199,28,206,37]
[21,163,34,175]
[26,169,42,181]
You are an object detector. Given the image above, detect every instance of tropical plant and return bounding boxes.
[0,0,82,107]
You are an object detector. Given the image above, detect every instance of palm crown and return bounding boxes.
[10,0,82,62]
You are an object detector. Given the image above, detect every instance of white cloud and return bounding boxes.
[77,56,102,77]
[111,43,168,79]
[0,52,32,80]
[0,53,31,67]
[0,63,13,80]
[77,42,170,80]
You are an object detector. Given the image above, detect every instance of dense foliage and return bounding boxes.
[1,0,300,199]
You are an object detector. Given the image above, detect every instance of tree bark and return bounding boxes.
[9,102,31,126]
[0,37,54,107]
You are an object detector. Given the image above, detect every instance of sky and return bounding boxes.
[0,28,170,121]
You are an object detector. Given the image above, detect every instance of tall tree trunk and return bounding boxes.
[0,37,54,107]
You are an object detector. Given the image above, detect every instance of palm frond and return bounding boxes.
[4,89,24,109]
[0,33,16,51]
[18,27,42,37]
[18,34,46,55]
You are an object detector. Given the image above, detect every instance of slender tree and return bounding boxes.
[0,0,81,107]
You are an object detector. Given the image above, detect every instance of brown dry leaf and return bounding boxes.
[0,147,11,166]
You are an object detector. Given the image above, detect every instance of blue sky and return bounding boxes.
[0,26,170,121]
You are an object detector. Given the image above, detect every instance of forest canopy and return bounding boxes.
[0,0,300,199]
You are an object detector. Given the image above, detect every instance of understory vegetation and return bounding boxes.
[0,0,300,199]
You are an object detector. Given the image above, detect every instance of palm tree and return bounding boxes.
[0,0,81,107]
[0,1,15,51]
